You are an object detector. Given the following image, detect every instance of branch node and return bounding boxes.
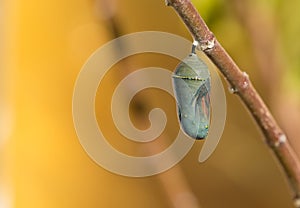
[228,86,238,94]
[199,38,215,51]
[242,72,250,89]
[165,0,171,6]
[274,134,287,147]
[243,71,249,78]
[294,196,300,208]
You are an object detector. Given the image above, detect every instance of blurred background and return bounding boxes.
[1,0,300,207]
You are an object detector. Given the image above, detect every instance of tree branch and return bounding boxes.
[166,0,300,206]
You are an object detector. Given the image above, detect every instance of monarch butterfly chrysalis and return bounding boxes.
[172,42,211,139]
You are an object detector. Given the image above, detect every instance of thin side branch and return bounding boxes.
[166,0,300,205]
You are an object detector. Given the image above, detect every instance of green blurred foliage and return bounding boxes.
[192,0,226,25]
[279,0,300,91]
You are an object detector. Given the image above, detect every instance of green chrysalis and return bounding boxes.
[172,42,211,139]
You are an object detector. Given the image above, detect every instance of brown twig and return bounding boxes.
[166,0,300,206]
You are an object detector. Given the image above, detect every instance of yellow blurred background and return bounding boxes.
[1,0,300,207]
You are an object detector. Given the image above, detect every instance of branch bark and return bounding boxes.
[166,0,300,206]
